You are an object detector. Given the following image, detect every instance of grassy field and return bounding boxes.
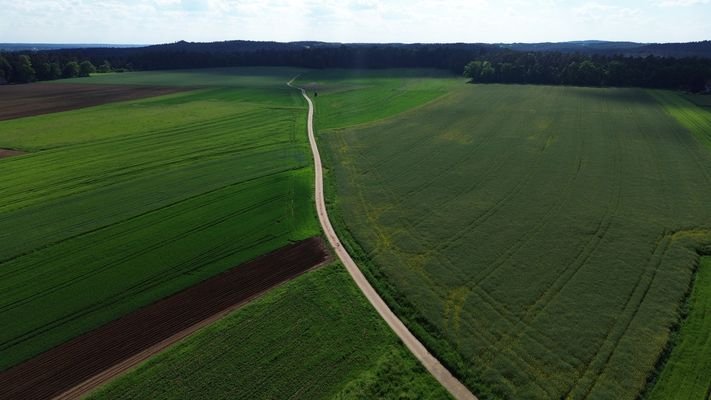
[88,263,450,400]
[652,90,711,152]
[317,82,711,399]
[299,69,461,131]
[1,68,450,398]
[647,257,711,400]
[64,67,307,87]
[0,69,320,370]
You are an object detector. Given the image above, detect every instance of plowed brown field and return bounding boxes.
[0,237,328,400]
[0,83,184,121]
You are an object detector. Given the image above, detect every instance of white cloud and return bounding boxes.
[574,2,641,22]
[658,0,709,6]
[0,0,708,44]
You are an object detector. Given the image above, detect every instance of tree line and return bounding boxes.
[1,41,710,92]
[0,42,497,84]
[0,52,114,84]
[463,52,711,92]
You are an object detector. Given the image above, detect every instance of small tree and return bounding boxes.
[479,61,496,82]
[463,61,483,81]
[36,62,51,80]
[79,60,96,77]
[37,62,62,81]
[62,61,80,78]
[605,60,626,87]
[48,62,62,80]
[12,55,36,83]
[463,60,495,83]
[97,60,112,73]
[577,60,603,86]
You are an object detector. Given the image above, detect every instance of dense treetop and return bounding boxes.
[463,52,711,92]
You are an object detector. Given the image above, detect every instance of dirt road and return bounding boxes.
[288,79,478,400]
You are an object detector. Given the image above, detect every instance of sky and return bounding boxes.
[0,0,709,45]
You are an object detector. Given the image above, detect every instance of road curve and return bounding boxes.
[288,79,478,400]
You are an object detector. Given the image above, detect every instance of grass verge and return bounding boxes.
[644,256,711,400]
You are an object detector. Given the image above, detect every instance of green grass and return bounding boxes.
[646,257,711,400]
[298,69,461,130]
[61,67,307,87]
[642,90,711,400]
[0,70,320,370]
[651,90,711,150]
[317,82,711,399]
[0,87,301,151]
[88,263,451,400]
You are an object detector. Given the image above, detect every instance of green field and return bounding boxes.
[653,90,711,152]
[6,67,710,399]
[300,69,460,130]
[63,67,307,87]
[647,257,711,400]
[88,263,450,400]
[0,69,319,369]
[316,82,711,399]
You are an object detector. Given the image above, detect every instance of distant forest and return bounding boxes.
[1,40,710,92]
[463,52,711,92]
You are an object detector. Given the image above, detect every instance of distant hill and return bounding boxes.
[140,40,319,53]
[139,40,493,54]
[147,40,711,58]
[500,40,643,53]
[4,40,711,58]
[141,40,711,58]
[629,41,711,58]
[0,43,144,51]
[502,40,711,58]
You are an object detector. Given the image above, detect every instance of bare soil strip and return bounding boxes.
[0,237,328,400]
[287,78,478,400]
[0,83,185,121]
[0,149,24,159]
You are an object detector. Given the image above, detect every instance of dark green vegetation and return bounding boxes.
[463,52,711,91]
[685,93,711,108]
[88,264,450,400]
[316,81,711,399]
[647,257,711,400]
[0,68,320,369]
[3,39,711,91]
